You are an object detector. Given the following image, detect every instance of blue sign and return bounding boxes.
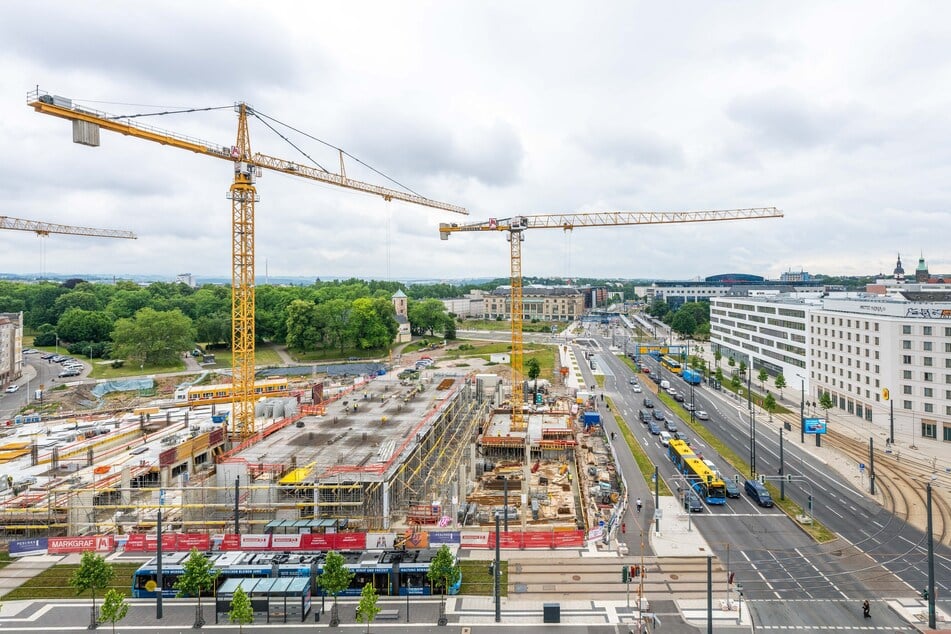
[859,463,865,472]
[428,531,460,545]
[9,537,48,557]
[804,418,827,435]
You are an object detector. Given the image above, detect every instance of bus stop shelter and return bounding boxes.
[215,576,312,624]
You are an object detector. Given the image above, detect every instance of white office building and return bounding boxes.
[711,292,951,446]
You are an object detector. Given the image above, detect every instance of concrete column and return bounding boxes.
[382,481,390,530]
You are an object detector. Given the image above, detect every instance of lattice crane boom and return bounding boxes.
[0,215,136,240]
[30,88,466,439]
[440,207,784,425]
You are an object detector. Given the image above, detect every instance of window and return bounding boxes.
[902,340,912,350]
[903,385,912,395]
[924,403,934,413]
[924,372,934,382]
[903,370,913,379]
[903,325,912,334]
[924,388,933,397]
[944,426,951,442]
[924,326,932,336]
[924,357,933,367]
[903,400,912,410]
[903,355,913,364]
[922,422,936,439]
[946,342,951,353]
[924,341,933,351]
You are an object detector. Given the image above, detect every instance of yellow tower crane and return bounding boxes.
[0,215,136,240]
[29,89,466,439]
[440,207,783,427]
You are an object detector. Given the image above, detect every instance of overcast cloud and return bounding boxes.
[1,1,950,283]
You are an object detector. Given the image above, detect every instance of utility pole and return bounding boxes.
[706,556,713,634]
[654,466,660,533]
[869,438,876,496]
[799,375,805,444]
[156,500,163,619]
[889,398,895,445]
[779,428,785,501]
[927,481,936,629]
[494,512,501,623]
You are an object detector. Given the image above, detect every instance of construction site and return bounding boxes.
[0,349,626,545]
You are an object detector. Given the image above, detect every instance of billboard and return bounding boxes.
[804,418,827,434]
[9,537,48,557]
[48,535,115,554]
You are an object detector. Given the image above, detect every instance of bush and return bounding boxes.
[33,332,57,347]
[111,360,124,369]
[66,341,111,358]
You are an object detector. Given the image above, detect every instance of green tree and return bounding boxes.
[99,588,128,634]
[69,551,114,629]
[408,299,450,336]
[819,391,834,415]
[715,367,724,386]
[763,392,777,421]
[774,373,786,400]
[317,299,352,353]
[714,347,722,369]
[670,310,697,337]
[427,544,460,626]
[526,357,541,397]
[318,550,354,626]
[195,313,231,347]
[57,308,115,343]
[174,548,219,628]
[228,586,253,633]
[758,368,769,392]
[730,373,742,394]
[111,307,196,366]
[355,582,381,633]
[728,356,735,369]
[738,359,747,377]
[285,299,322,351]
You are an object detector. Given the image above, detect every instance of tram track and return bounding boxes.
[828,428,950,546]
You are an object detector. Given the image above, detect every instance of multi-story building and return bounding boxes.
[0,312,24,387]
[440,290,486,318]
[483,285,585,322]
[711,290,951,445]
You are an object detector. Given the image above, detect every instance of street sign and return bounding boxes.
[159,488,166,506]
[859,463,865,472]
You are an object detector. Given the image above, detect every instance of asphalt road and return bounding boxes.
[584,326,942,632]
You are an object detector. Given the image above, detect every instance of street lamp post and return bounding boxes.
[798,375,805,444]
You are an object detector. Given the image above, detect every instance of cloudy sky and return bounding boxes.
[1,2,949,283]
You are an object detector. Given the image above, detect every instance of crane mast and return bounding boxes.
[441,207,783,424]
[30,88,466,439]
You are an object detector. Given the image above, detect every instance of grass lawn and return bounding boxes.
[196,344,285,369]
[287,346,389,363]
[445,341,556,379]
[2,562,139,600]
[458,559,507,596]
[457,319,561,333]
[608,397,672,497]
[87,360,184,380]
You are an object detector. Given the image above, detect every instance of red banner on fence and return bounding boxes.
[49,535,115,554]
[124,533,211,552]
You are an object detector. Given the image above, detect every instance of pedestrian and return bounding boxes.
[621,522,626,534]
[636,498,643,513]
[863,599,870,618]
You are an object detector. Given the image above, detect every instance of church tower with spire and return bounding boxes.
[893,253,905,283]
[915,253,930,282]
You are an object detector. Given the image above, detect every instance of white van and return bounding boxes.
[659,431,672,446]
[660,379,670,390]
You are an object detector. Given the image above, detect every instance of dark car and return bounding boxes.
[643,398,654,409]
[673,392,685,402]
[652,409,665,421]
[647,422,661,435]
[674,431,690,444]
[683,489,703,512]
[665,418,678,433]
[725,480,741,498]
[638,409,652,423]
[745,479,774,507]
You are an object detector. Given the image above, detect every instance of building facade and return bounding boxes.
[0,312,24,387]
[483,286,585,322]
[711,292,951,445]
[392,290,411,343]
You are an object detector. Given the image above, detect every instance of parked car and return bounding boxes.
[647,422,661,435]
[683,489,704,512]
[643,398,654,409]
[725,480,741,498]
[745,479,774,507]
[58,370,80,378]
[22,349,37,355]
[695,410,709,420]
[4,385,19,393]
[659,431,672,446]
[40,353,55,360]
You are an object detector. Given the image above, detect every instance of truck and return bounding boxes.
[682,368,702,385]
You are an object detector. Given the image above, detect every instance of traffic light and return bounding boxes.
[622,566,629,583]
[633,564,641,577]
[758,474,766,484]
[921,588,929,601]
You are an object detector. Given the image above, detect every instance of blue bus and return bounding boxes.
[132,548,462,598]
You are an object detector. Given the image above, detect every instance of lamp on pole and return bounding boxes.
[797,374,805,444]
